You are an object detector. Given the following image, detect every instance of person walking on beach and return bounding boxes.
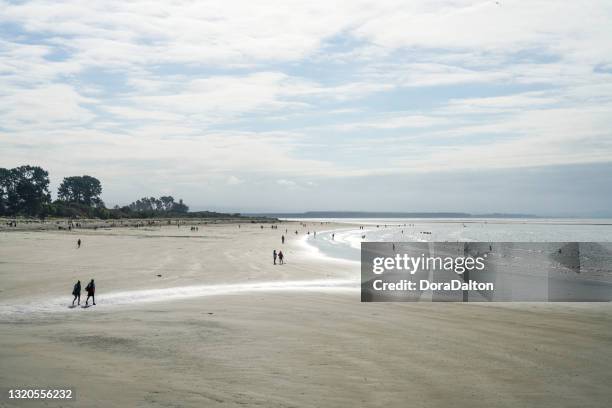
[72,280,81,306]
[77,238,81,249]
[273,250,277,265]
[281,235,285,244]
[278,250,284,265]
[85,279,96,306]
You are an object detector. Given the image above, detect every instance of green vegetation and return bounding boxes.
[0,165,238,220]
[58,175,104,207]
[0,166,51,217]
[127,196,188,214]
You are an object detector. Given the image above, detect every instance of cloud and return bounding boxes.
[329,114,449,131]
[353,1,612,63]
[276,179,297,187]
[1,0,362,67]
[1,0,611,210]
[0,84,96,130]
[123,72,313,121]
[226,175,243,186]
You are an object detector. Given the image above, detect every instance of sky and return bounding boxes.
[1,0,611,215]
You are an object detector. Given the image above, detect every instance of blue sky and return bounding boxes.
[1,0,611,215]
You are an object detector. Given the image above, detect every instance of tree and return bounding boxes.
[160,196,175,211]
[127,196,188,214]
[172,198,189,213]
[58,175,103,207]
[129,197,157,212]
[0,166,51,216]
[0,167,10,215]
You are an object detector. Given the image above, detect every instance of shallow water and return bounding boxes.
[0,279,358,317]
[299,218,612,262]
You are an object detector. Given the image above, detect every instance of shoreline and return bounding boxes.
[283,217,612,226]
[0,216,282,232]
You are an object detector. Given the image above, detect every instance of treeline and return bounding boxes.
[0,165,213,219]
[112,196,189,218]
[127,196,188,213]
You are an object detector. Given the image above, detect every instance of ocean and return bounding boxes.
[290,218,612,262]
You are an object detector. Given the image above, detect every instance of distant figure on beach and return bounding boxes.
[72,280,81,306]
[281,235,285,244]
[77,239,81,249]
[332,233,335,240]
[278,250,284,265]
[273,250,277,265]
[85,279,96,306]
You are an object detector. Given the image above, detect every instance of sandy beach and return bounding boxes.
[1,222,611,407]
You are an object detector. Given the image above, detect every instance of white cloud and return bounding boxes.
[353,1,612,64]
[1,0,364,67]
[326,113,449,132]
[442,92,561,114]
[1,0,611,207]
[276,179,297,187]
[226,175,243,186]
[0,84,95,130]
[127,72,312,119]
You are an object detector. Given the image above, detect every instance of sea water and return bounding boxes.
[294,218,612,262]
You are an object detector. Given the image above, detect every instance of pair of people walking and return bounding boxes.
[273,249,284,265]
[72,279,96,306]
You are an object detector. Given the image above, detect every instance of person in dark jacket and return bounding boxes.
[72,280,81,306]
[278,250,284,265]
[85,279,96,306]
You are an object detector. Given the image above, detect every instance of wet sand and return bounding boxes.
[1,223,611,407]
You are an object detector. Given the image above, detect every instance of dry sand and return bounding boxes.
[1,222,611,407]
